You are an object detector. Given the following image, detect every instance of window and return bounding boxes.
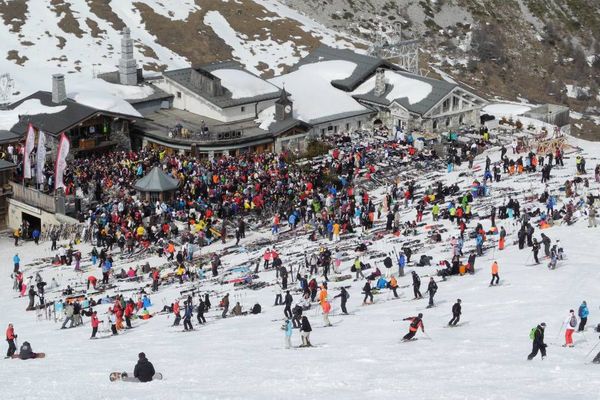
[321,129,325,135]
[358,120,362,128]
[459,114,464,125]
[453,96,460,110]
[433,120,438,130]
[334,125,338,133]
[176,91,181,99]
[241,106,245,112]
[327,126,333,131]
[446,118,451,127]
[442,99,450,112]
[346,123,350,131]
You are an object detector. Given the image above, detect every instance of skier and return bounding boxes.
[490,261,499,286]
[532,239,540,264]
[411,271,422,299]
[172,301,181,326]
[402,313,424,341]
[90,311,100,339]
[425,277,438,308]
[353,257,365,280]
[541,233,551,257]
[133,352,156,382]
[321,300,332,327]
[284,319,293,349]
[448,299,461,326]
[108,309,118,335]
[563,309,577,347]
[363,280,374,305]
[5,323,17,358]
[183,301,193,331]
[196,298,206,324]
[299,316,312,347]
[334,287,349,314]
[527,323,547,360]
[13,254,20,273]
[498,227,506,250]
[578,301,589,332]
[387,276,399,298]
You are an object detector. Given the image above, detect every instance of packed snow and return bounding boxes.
[353,70,434,105]
[255,105,276,129]
[211,69,279,99]
[0,99,66,130]
[269,60,369,122]
[483,103,533,118]
[69,91,142,117]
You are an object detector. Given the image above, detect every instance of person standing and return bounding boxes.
[354,257,365,280]
[527,323,547,360]
[563,309,577,347]
[284,291,293,319]
[196,298,206,324]
[334,287,349,314]
[387,276,399,298]
[321,300,332,327]
[183,301,193,331]
[426,277,438,308]
[532,239,540,264]
[490,261,500,286]
[448,299,461,326]
[5,323,17,358]
[498,227,506,250]
[411,271,422,299]
[172,301,181,326]
[13,254,20,273]
[300,316,312,347]
[124,300,134,329]
[221,294,229,319]
[284,319,293,349]
[90,311,100,339]
[362,280,373,305]
[402,313,424,341]
[578,301,589,332]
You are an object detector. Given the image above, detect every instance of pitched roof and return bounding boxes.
[133,166,179,192]
[0,159,16,171]
[163,61,280,109]
[9,91,141,137]
[0,130,21,144]
[291,46,398,92]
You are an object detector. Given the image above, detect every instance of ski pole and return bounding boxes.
[423,331,433,341]
[585,340,600,358]
[555,323,564,339]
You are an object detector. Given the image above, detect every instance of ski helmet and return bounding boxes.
[418,313,423,318]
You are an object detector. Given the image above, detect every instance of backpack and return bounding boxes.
[569,315,577,328]
[529,328,536,340]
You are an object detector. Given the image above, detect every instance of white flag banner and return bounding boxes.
[23,123,35,179]
[36,130,46,184]
[54,132,70,191]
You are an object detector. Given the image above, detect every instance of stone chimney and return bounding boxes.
[52,74,67,103]
[374,68,386,97]
[119,27,138,85]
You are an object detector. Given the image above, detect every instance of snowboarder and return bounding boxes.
[133,352,156,382]
[299,316,312,347]
[402,313,424,341]
[490,261,499,286]
[411,271,422,299]
[527,323,547,360]
[18,341,39,360]
[425,277,438,307]
[563,310,577,347]
[578,301,589,332]
[448,299,461,326]
[5,323,17,358]
[334,287,349,314]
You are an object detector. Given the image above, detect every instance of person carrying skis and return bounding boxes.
[334,287,349,314]
[90,311,101,339]
[5,323,17,358]
[527,323,547,360]
[578,301,589,332]
[563,310,577,347]
[425,277,438,308]
[362,280,373,305]
[490,261,500,286]
[448,299,461,326]
[402,313,424,341]
[284,319,293,349]
[133,352,156,382]
[411,271,422,299]
[300,316,313,347]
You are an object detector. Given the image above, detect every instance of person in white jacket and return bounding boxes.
[563,309,577,347]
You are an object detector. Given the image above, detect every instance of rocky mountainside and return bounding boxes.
[0,0,597,134]
[282,0,600,136]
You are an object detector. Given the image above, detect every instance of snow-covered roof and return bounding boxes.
[210,68,280,100]
[69,91,142,117]
[0,99,66,131]
[269,60,371,124]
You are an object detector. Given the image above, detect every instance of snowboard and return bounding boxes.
[110,372,163,382]
[10,352,46,359]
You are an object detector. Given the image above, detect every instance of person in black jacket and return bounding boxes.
[19,341,37,360]
[532,239,540,264]
[196,299,206,324]
[292,305,303,328]
[362,280,373,304]
[300,316,312,347]
[134,352,156,382]
[467,252,476,274]
[425,277,438,307]
[527,323,547,360]
[412,271,422,299]
[334,287,349,314]
[448,299,461,326]
[284,291,293,319]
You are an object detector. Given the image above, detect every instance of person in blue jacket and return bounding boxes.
[183,301,193,331]
[578,301,589,332]
[284,319,293,349]
[397,252,406,277]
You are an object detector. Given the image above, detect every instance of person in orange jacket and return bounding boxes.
[321,300,332,327]
[318,284,328,305]
[402,313,424,341]
[6,323,17,357]
[490,261,500,286]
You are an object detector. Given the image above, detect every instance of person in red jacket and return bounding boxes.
[172,301,181,326]
[151,269,160,292]
[402,313,425,341]
[90,312,100,339]
[6,323,17,357]
[124,300,135,329]
[87,275,97,291]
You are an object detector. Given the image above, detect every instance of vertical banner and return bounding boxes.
[54,132,70,191]
[23,123,35,179]
[36,130,46,185]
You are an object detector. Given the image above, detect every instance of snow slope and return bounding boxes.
[1,134,600,399]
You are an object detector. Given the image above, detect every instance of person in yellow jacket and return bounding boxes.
[354,257,365,280]
[13,228,21,246]
[175,264,185,284]
[332,222,341,242]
